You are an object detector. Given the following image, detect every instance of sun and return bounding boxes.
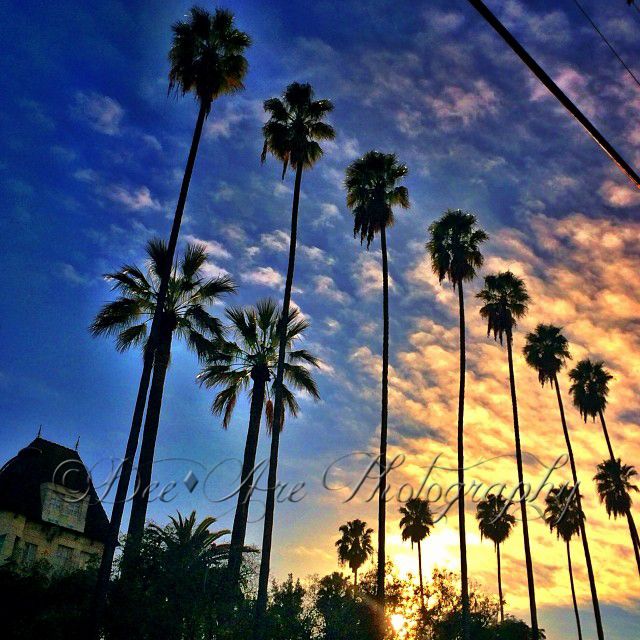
[390,613,405,632]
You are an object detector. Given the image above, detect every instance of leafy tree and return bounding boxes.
[476,494,516,622]
[335,519,374,594]
[198,299,319,587]
[265,575,314,640]
[544,487,584,640]
[89,9,250,634]
[523,324,604,640]
[399,497,434,612]
[427,209,487,638]
[90,241,235,564]
[255,82,334,637]
[476,272,539,639]
[345,150,410,626]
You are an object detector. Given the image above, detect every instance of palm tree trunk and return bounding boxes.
[567,541,583,640]
[376,223,390,639]
[497,543,504,623]
[506,330,539,640]
[553,375,605,640]
[456,283,470,640]
[227,369,268,585]
[254,163,303,639]
[89,347,154,639]
[88,101,208,640]
[125,323,174,560]
[418,540,425,612]
[598,410,616,462]
[354,568,358,599]
[626,510,640,577]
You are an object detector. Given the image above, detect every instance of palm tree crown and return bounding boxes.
[345,151,410,248]
[261,82,335,179]
[399,498,434,547]
[476,494,517,549]
[197,299,320,429]
[568,359,614,423]
[90,240,235,357]
[544,487,584,543]
[335,519,374,574]
[523,324,572,387]
[477,271,530,344]
[426,209,488,289]
[168,6,251,115]
[594,458,639,518]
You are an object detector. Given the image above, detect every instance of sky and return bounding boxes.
[1,0,640,638]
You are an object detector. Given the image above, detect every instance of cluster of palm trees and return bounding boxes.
[84,5,639,640]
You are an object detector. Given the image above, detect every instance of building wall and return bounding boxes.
[0,510,104,571]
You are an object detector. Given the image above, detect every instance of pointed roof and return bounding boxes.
[0,437,109,542]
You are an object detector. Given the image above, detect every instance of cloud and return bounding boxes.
[314,203,342,227]
[353,253,393,295]
[598,179,640,207]
[205,97,264,139]
[425,80,499,127]
[313,275,350,303]
[73,91,124,135]
[240,266,285,289]
[300,245,335,266]
[183,234,231,260]
[59,263,90,285]
[261,229,290,252]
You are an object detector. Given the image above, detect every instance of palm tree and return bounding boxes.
[90,241,235,562]
[476,271,539,640]
[427,209,487,637]
[254,82,334,635]
[335,519,374,595]
[569,359,640,568]
[90,9,249,636]
[398,498,434,612]
[476,494,517,623]
[594,458,640,573]
[197,299,320,588]
[345,150,410,626]
[544,487,585,640]
[522,324,604,640]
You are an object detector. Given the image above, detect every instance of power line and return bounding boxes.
[569,0,640,90]
[465,0,640,190]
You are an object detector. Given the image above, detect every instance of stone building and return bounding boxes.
[0,436,109,572]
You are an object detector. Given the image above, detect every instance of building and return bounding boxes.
[0,436,109,573]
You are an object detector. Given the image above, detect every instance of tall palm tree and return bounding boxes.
[335,519,374,595]
[398,498,434,612]
[476,494,517,623]
[90,241,235,561]
[345,150,410,629]
[197,299,320,588]
[569,359,640,567]
[254,82,334,636]
[476,271,539,640]
[522,324,604,640]
[594,458,640,573]
[544,487,585,640]
[90,9,250,636]
[427,209,487,638]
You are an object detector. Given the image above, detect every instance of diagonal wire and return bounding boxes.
[570,0,640,89]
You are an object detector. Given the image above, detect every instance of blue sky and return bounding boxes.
[2,1,640,638]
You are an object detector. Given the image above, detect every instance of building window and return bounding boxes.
[64,500,82,518]
[22,542,38,568]
[50,492,63,512]
[54,545,73,573]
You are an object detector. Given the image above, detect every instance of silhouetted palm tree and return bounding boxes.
[91,241,235,563]
[569,359,640,569]
[399,498,434,612]
[523,324,604,640]
[544,487,585,640]
[594,458,640,574]
[254,82,334,636]
[336,519,374,595]
[198,300,319,587]
[476,494,517,623]
[345,150,410,627]
[427,209,487,638]
[90,9,250,636]
[476,271,539,640]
